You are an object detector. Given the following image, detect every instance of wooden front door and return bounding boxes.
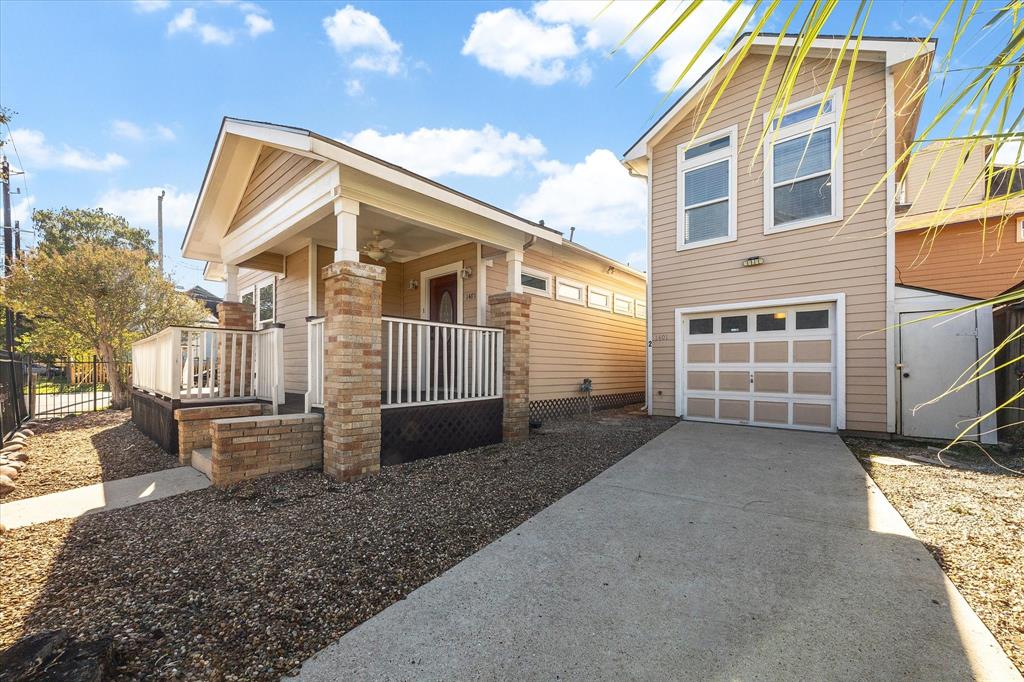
[429,273,458,323]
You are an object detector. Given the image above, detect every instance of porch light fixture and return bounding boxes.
[460,267,473,279]
[408,280,419,290]
[742,256,764,267]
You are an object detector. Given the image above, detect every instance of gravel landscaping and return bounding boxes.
[2,410,179,502]
[845,437,1024,673]
[0,406,674,680]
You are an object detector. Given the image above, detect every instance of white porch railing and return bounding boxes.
[132,325,284,408]
[306,317,325,411]
[381,317,503,408]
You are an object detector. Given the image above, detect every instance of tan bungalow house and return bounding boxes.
[131,118,646,484]
[622,34,996,444]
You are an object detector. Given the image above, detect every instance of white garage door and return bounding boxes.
[679,302,838,432]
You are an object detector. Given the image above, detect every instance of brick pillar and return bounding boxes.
[217,301,254,397]
[488,292,530,441]
[322,260,386,482]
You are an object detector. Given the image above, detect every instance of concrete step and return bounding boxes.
[191,447,212,480]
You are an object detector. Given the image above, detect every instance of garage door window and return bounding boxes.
[721,315,747,333]
[796,309,829,329]
[756,312,786,332]
[689,318,713,334]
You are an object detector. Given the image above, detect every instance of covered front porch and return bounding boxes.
[134,118,559,482]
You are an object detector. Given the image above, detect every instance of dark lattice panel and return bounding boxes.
[381,398,503,466]
[530,391,645,423]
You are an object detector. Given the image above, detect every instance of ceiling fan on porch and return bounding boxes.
[360,230,396,262]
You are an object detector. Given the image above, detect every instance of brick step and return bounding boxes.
[191,448,213,480]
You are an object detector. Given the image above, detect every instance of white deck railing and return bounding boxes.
[132,325,284,408]
[381,317,503,408]
[306,317,325,411]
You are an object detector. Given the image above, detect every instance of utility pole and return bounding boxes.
[2,155,13,352]
[157,189,165,273]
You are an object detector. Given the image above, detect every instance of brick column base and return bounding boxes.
[217,301,255,397]
[488,292,530,441]
[322,260,386,482]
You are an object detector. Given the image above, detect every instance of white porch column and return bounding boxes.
[334,196,360,263]
[506,249,524,294]
[224,264,240,303]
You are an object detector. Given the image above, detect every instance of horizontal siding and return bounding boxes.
[896,219,1024,298]
[228,147,321,233]
[648,53,889,431]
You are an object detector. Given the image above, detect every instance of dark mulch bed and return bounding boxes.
[3,410,179,502]
[845,437,1024,673]
[0,406,675,680]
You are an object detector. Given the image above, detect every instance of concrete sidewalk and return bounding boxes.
[0,466,209,529]
[297,421,1020,681]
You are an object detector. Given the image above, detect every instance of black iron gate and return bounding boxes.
[29,357,132,418]
[0,350,30,440]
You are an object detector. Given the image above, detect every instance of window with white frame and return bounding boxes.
[521,266,552,297]
[1018,217,1024,243]
[677,126,737,250]
[635,300,647,319]
[766,89,842,232]
[242,277,276,326]
[613,293,633,315]
[587,285,612,311]
[555,277,585,305]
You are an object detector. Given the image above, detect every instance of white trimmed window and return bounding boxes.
[587,285,612,311]
[614,293,633,315]
[635,300,647,319]
[555,277,585,305]
[765,89,843,233]
[521,266,552,297]
[677,126,737,250]
[243,276,276,326]
[1018,217,1024,243]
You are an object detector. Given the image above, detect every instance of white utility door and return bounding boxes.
[679,303,838,432]
[899,310,981,440]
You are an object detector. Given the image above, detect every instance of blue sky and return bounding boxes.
[0,1,979,295]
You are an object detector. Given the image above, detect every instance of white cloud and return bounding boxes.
[11,195,35,224]
[111,119,177,142]
[516,149,646,235]
[463,1,749,92]
[6,128,127,173]
[245,13,274,37]
[323,5,403,75]
[344,125,546,178]
[197,23,234,45]
[133,0,170,12]
[462,8,583,86]
[96,186,197,232]
[167,7,197,34]
[111,119,145,141]
[995,139,1024,165]
[624,249,647,271]
[345,79,365,97]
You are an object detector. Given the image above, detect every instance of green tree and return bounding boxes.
[32,207,154,257]
[1,244,208,409]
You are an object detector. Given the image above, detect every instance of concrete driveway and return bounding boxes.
[297,421,1020,681]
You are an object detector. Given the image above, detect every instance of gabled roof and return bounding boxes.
[182,117,561,262]
[622,33,936,167]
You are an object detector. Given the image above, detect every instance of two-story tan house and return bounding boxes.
[623,34,940,438]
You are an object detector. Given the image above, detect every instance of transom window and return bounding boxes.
[555,277,585,305]
[614,293,633,315]
[587,286,612,311]
[677,126,737,250]
[766,89,842,233]
[521,267,552,297]
[635,301,647,320]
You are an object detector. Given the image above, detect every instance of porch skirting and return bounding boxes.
[529,391,645,423]
[380,398,503,466]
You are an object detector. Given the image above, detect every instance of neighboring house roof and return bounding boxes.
[182,117,562,263]
[896,199,1024,231]
[621,33,936,170]
[185,285,222,315]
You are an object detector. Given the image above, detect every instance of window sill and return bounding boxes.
[675,234,737,252]
[523,286,552,298]
[764,212,843,235]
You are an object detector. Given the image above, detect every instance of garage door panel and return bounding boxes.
[687,371,715,390]
[753,341,788,363]
[719,399,749,421]
[718,371,749,392]
[793,372,832,395]
[681,302,837,432]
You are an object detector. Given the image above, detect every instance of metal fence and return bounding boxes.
[28,357,132,418]
[0,351,30,441]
